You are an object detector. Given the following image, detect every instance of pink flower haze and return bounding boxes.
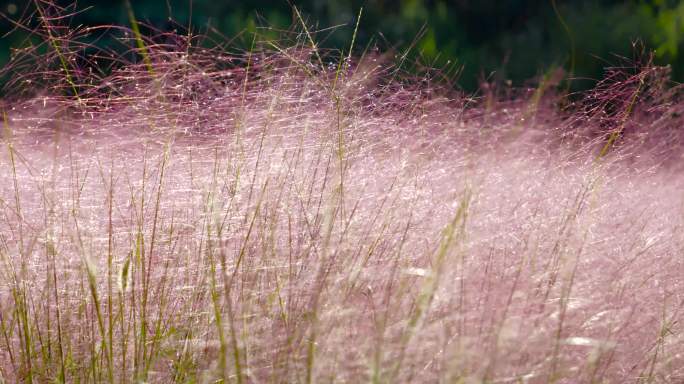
[1,24,683,383]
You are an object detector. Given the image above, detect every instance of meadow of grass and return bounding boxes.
[0,4,684,383]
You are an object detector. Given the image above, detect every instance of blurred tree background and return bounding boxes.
[1,0,683,91]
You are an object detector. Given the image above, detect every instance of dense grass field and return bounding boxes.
[1,7,684,383]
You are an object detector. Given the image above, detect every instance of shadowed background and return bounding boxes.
[1,0,683,91]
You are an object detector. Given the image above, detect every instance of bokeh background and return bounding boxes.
[1,0,683,91]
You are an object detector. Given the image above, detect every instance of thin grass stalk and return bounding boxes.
[72,204,114,383]
[3,111,33,384]
[388,190,470,383]
[33,0,82,102]
[123,0,154,75]
[141,143,169,377]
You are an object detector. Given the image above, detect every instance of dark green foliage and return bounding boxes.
[1,0,683,90]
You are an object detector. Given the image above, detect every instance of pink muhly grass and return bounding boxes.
[0,6,684,383]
